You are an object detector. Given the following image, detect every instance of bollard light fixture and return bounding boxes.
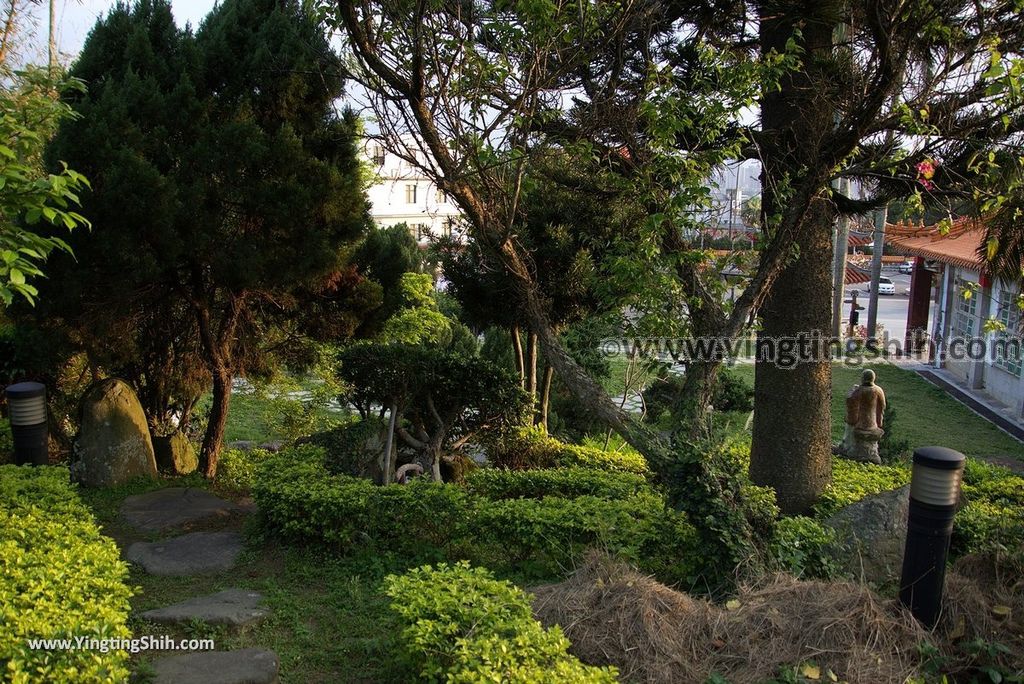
[5,382,48,466]
[899,446,965,628]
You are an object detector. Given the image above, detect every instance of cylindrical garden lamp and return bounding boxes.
[5,382,48,466]
[899,445,965,628]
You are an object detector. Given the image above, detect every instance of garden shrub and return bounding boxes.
[487,426,649,474]
[0,465,133,683]
[253,446,698,581]
[299,417,386,479]
[385,562,618,683]
[769,516,841,579]
[465,467,648,501]
[954,460,1024,555]
[216,447,274,493]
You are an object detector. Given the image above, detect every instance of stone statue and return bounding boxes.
[836,369,886,464]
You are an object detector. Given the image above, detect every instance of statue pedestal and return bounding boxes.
[838,425,884,464]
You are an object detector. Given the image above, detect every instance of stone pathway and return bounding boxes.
[118,487,280,683]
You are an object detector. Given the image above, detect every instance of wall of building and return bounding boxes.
[363,141,463,244]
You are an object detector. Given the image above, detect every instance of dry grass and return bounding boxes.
[531,553,927,683]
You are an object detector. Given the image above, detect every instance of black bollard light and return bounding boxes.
[899,446,965,628]
[5,382,49,466]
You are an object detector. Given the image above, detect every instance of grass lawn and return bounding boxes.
[601,354,658,398]
[727,362,1024,459]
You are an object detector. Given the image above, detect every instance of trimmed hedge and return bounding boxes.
[385,562,617,683]
[486,426,649,474]
[0,465,133,683]
[252,446,700,581]
[217,447,275,493]
[464,467,648,501]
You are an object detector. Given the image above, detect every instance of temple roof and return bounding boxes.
[885,218,985,271]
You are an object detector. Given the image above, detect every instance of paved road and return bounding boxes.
[847,270,929,343]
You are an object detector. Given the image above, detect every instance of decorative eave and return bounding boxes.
[885,218,987,272]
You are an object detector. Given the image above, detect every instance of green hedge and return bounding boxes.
[217,447,275,493]
[464,467,648,501]
[385,562,618,683]
[486,426,649,474]
[0,465,133,683]
[252,446,699,582]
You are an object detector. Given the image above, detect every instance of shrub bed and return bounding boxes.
[464,467,648,501]
[486,426,649,474]
[385,561,618,682]
[0,465,133,683]
[253,446,699,581]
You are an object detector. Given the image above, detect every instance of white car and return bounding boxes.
[870,277,896,295]
[898,261,913,274]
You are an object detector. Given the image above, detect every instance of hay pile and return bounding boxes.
[531,554,927,683]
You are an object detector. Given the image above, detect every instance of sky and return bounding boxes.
[21,0,217,64]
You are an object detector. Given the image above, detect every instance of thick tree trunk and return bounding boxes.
[749,199,835,513]
[748,2,841,514]
[200,368,232,479]
[538,363,553,429]
[511,324,525,388]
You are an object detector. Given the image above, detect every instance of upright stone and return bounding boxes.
[153,431,198,475]
[73,379,158,487]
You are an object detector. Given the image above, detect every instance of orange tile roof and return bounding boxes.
[885,218,985,271]
[845,265,871,285]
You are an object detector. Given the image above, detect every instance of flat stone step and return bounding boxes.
[120,488,243,532]
[126,532,243,576]
[151,648,279,684]
[140,588,268,628]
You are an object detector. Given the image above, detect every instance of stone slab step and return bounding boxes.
[140,588,268,628]
[126,532,243,576]
[120,487,244,532]
[151,648,279,684]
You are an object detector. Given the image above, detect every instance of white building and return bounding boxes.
[363,140,464,245]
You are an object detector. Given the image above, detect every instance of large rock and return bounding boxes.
[153,431,198,475]
[125,531,244,576]
[73,379,158,487]
[151,649,279,684]
[120,488,241,532]
[140,588,268,628]
[824,485,910,584]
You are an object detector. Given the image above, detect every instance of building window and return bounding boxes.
[414,223,430,240]
[994,288,1022,377]
[442,218,454,238]
[405,184,417,204]
[952,277,978,339]
[370,144,385,166]
[435,188,445,204]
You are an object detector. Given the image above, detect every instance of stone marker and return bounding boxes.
[824,484,910,583]
[120,488,241,532]
[151,649,279,684]
[125,531,243,576]
[836,369,886,464]
[140,588,268,628]
[153,431,198,475]
[72,378,158,486]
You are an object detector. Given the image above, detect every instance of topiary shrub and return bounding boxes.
[385,562,618,683]
[465,467,648,501]
[814,459,910,518]
[954,460,1024,556]
[0,465,133,683]
[486,426,649,474]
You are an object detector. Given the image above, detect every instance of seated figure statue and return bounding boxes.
[837,369,886,464]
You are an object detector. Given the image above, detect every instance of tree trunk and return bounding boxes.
[527,331,538,397]
[511,324,525,388]
[750,198,836,513]
[748,2,841,514]
[674,360,721,442]
[538,363,553,429]
[200,367,232,478]
[383,400,398,485]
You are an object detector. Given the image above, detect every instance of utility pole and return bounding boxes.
[831,178,851,337]
[866,205,887,344]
